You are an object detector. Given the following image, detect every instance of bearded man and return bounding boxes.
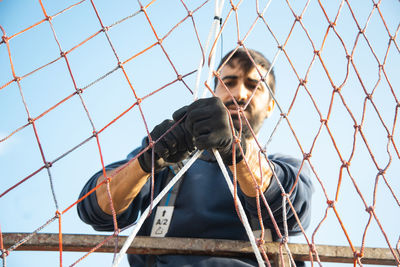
[78,48,313,267]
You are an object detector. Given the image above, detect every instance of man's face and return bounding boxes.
[214,60,275,139]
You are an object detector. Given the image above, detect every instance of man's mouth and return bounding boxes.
[226,105,247,118]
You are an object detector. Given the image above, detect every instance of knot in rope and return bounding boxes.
[365,206,374,213]
[55,210,62,218]
[280,236,288,244]
[256,237,265,247]
[0,249,9,258]
[354,250,364,259]
[341,161,350,168]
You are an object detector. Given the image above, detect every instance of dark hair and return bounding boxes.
[214,48,276,94]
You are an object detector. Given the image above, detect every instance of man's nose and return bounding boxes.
[232,82,249,102]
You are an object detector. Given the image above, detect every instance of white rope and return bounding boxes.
[114,1,266,266]
[193,0,225,99]
[213,149,265,267]
[111,150,203,267]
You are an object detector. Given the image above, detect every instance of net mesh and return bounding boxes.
[0,0,399,266]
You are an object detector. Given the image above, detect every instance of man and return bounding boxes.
[78,48,313,266]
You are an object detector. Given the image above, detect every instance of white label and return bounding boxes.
[150,206,174,237]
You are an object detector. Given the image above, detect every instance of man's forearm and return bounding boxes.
[229,140,273,197]
[96,159,150,215]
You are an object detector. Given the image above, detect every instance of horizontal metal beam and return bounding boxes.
[1,233,398,265]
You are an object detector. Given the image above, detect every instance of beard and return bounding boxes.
[224,100,264,139]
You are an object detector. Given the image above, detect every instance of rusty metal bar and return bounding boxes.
[1,233,397,265]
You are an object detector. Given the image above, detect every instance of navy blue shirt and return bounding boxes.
[78,148,313,266]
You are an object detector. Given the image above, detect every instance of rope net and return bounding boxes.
[0,0,399,266]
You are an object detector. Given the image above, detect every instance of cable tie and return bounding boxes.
[327,200,335,207]
[92,131,98,137]
[314,50,320,56]
[366,94,372,100]
[280,113,287,118]
[55,210,61,217]
[187,11,193,17]
[28,117,34,124]
[14,76,21,82]
[213,16,222,25]
[76,88,83,94]
[177,74,183,81]
[60,51,66,57]
[237,40,243,46]
[137,98,142,104]
[303,153,311,160]
[320,118,327,124]
[45,162,53,168]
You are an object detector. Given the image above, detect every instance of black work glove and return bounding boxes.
[176,97,246,165]
[138,107,195,173]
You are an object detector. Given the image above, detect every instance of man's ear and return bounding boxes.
[265,99,275,118]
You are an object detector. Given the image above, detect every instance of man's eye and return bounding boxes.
[224,81,235,87]
[246,83,258,90]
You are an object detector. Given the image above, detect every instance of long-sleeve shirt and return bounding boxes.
[77,148,313,266]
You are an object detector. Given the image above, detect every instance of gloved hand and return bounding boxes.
[176,97,246,165]
[138,107,195,173]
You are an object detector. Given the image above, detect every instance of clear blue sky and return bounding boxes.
[0,0,399,266]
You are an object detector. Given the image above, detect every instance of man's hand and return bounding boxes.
[178,97,246,165]
[138,107,195,173]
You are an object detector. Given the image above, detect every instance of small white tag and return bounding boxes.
[150,206,174,237]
